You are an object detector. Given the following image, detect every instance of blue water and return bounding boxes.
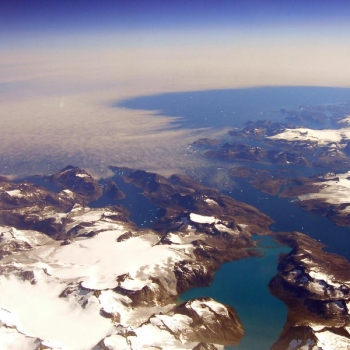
[227,178,350,261]
[117,86,350,129]
[180,236,290,350]
[90,171,161,228]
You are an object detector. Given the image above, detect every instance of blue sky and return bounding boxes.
[2,0,350,49]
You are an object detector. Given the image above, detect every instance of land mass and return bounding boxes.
[0,165,271,349]
[1,165,350,349]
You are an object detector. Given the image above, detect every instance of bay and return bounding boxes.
[180,236,290,350]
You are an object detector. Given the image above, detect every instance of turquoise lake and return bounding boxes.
[180,236,290,350]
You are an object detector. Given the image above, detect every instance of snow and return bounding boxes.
[0,194,237,350]
[65,208,123,234]
[308,269,337,286]
[0,275,116,350]
[315,329,350,350]
[267,127,350,146]
[204,198,218,206]
[204,299,230,316]
[100,334,130,350]
[155,313,193,336]
[5,189,23,197]
[166,232,183,244]
[98,290,132,324]
[75,173,89,178]
[0,307,17,327]
[130,321,195,350]
[297,171,350,210]
[187,300,214,321]
[0,226,53,248]
[34,231,185,290]
[62,189,74,197]
[189,213,216,224]
[0,326,40,350]
[99,291,176,329]
[214,223,238,235]
[0,208,202,349]
[309,268,333,284]
[308,281,327,294]
[166,231,206,245]
[338,115,350,126]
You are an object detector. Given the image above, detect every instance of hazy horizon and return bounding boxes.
[2,0,350,177]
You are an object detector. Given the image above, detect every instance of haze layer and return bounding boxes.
[1,0,350,176]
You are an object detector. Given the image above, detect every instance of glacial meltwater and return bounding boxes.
[180,236,290,350]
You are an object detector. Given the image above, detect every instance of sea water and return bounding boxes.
[117,86,350,129]
[180,236,290,350]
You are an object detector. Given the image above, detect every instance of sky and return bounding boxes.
[1,0,350,177]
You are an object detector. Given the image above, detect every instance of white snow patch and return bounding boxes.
[315,329,350,350]
[310,324,325,332]
[204,198,218,206]
[267,127,350,146]
[297,171,350,210]
[189,213,216,224]
[308,281,327,293]
[155,313,193,336]
[130,322,193,350]
[308,269,339,287]
[0,226,53,248]
[214,223,238,235]
[190,299,224,320]
[62,189,74,197]
[64,208,123,234]
[338,115,350,126]
[167,231,206,245]
[166,232,183,244]
[5,189,23,197]
[30,231,188,290]
[0,276,116,350]
[75,173,89,178]
[204,299,230,316]
[101,334,130,350]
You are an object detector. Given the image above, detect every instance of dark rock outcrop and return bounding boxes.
[172,298,244,345]
[48,165,103,202]
[120,168,273,235]
[270,232,350,349]
[104,180,125,200]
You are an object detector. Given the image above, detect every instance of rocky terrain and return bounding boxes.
[0,166,274,349]
[279,171,350,226]
[190,103,350,227]
[2,164,350,349]
[195,116,350,170]
[270,232,350,350]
